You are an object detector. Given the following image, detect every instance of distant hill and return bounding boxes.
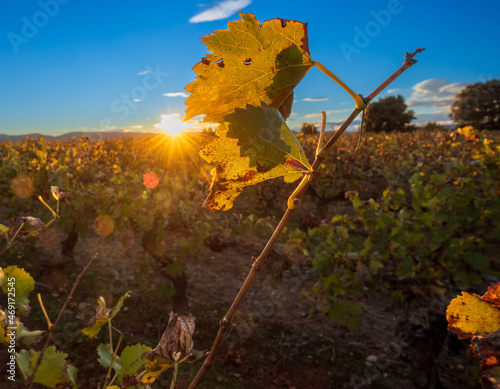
[0,131,166,143]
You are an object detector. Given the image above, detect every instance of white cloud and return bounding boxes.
[302,97,329,102]
[386,88,401,94]
[78,126,87,130]
[413,112,454,126]
[407,78,469,109]
[100,126,118,131]
[163,92,189,98]
[303,109,350,118]
[327,109,351,114]
[133,99,141,102]
[137,70,150,76]
[128,125,143,130]
[189,0,251,23]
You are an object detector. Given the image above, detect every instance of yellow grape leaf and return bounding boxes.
[184,13,313,123]
[446,292,500,339]
[201,103,312,211]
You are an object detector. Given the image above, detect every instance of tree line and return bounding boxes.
[300,79,500,133]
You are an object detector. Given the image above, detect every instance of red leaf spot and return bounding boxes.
[285,159,307,171]
[143,172,159,188]
[238,171,256,182]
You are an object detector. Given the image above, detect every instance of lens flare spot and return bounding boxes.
[11,174,35,199]
[143,172,159,189]
[94,215,115,236]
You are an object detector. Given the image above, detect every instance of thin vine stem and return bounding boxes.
[313,61,365,109]
[187,48,424,389]
[27,253,99,388]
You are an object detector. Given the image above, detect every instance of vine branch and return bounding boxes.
[188,48,424,389]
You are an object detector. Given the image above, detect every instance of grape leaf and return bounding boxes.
[0,310,44,346]
[137,313,195,384]
[1,266,35,316]
[446,292,500,339]
[16,346,76,388]
[472,331,500,369]
[201,103,312,211]
[483,282,500,309]
[184,13,313,123]
[119,344,152,376]
[97,343,122,371]
[81,291,131,338]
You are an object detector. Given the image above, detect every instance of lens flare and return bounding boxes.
[94,215,115,236]
[11,174,35,199]
[143,172,159,188]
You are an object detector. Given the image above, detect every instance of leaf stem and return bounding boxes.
[37,293,53,329]
[170,362,179,389]
[7,222,25,246]
[313,61,365,109]
[38,195,58,219]
[26,253,99,388]
[105,326,123,387]
[287,174,312,210]
[187,48,424,389]
[316,111,327,156]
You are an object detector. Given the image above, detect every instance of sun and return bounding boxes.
[154,113,191,136]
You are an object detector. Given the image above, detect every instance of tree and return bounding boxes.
[421,121,445,131]
[450,80,500,130]
[364,95,415,132]
[300,122,318,135]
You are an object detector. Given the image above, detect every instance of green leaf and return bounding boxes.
[201,103,312,211]
[465,252,490,271]
[1,266,35,316]
[119,344,152,376]
[0,310,43,346]
[329,300,361,331]
[97,343,122,372]
[398,257,416,276]
[156,281,176,298]
[185,13,313,123]
[67,365,78,388]
[0,224,8,236]
[165,260,185,278]
[109,291,132,320]
[16,346,75,388]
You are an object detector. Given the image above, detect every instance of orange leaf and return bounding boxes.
[483,282,500,309]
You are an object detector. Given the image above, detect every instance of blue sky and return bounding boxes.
[1,0,499,135]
